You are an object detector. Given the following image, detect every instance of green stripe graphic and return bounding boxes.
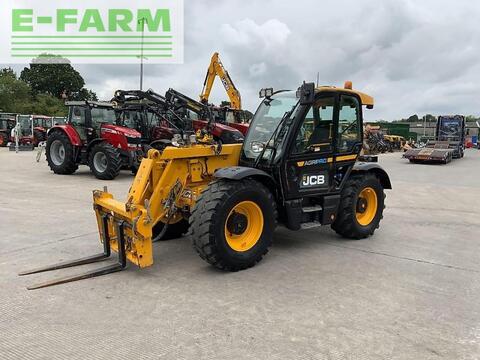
[11,54,173,58]
[12,48,173,51]
[12,42,172,45]
[11,35,172,39]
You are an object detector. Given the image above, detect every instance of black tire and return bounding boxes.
[33,129,46,145]
[331,173,385,239]
[46,131,78,175]
[0,132,8,147]
[88,142,122,180]
[190,179,277,271]
[153,219,190,241]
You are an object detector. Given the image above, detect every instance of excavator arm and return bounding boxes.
[200,52,242,110]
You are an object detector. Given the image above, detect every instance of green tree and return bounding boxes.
[30,94,67,116]
[0,67,67,116]
[407,114,419,122]
[19,54,96,100]
[72,87,98,101]
[0,67,32,113]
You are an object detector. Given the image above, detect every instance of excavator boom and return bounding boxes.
[200,52,242,110]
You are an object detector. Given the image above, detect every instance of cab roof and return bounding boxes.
[65,100,113,108]
[315,81,374,108]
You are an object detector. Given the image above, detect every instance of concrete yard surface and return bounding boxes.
[0,148,479,359]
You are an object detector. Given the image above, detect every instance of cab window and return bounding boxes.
[71,107,86,127]
[337,95,361,153]
[90,108,116,129]
[293,96,334,153]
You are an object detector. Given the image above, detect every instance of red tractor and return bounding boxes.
[0,113,16,146]
[15,114,52,147]
[46,101,143,180]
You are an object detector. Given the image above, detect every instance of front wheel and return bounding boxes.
[46,131,78,174]
[331,173,385,239]
[88,142,122,180]
[190,179,277,271]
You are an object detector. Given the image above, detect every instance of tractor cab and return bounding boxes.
[14,114,50,146]
[240,83,377,188]
[0,113,16,146]
[63,101,141,147]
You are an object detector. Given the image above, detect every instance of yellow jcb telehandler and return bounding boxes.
[20,82,391,289]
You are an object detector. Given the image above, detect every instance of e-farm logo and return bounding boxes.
[1,0,184,64]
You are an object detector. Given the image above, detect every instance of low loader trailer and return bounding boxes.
[403,115,465,164]
[403,144,454,164]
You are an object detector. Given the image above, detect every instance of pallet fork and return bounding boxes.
[19,215,127,290]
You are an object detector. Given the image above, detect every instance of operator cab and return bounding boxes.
[236,81,380,228]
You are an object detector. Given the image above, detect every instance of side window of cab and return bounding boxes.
[293,96,335,154]
[70,106,86,127]
[337,95,361,153]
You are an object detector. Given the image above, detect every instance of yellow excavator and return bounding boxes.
[20,81,391,289]
[199,53,250,133]
[200,52,242,110]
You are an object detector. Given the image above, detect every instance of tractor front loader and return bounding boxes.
[21,82,391,290]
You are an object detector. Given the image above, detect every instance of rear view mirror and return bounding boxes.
[296,82,315,105]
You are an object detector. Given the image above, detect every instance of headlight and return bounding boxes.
[251,141,265,153]
[101,128,119,135]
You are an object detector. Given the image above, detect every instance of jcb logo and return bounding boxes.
[301,174,326,187]
[221,77,230,90]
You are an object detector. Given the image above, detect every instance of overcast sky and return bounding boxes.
[5,0,480,121]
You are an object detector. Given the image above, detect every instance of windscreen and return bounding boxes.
[438,116,463,141]
[91,107,116,128]
[242,91,299,161]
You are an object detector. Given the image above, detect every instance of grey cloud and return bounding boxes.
[3,0,480,120]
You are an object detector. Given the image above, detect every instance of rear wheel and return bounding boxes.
[88,142,122,180]
[190,179,277,271]
[46,131,78,174]
[331,173,385,239]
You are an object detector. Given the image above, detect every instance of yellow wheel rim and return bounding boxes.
[224,201,264,252]
[355,187,378,226]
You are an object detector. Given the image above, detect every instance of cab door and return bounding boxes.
[69,106,88,143]
[281,93,338,199]
[332,94,363,191]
